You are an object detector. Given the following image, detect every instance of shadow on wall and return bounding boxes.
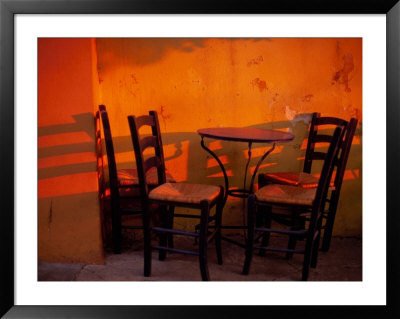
[37,111,362,194]
[96,38,271,70]
[38,112,97,180]
[38,111,104,263]
[38,112,362,252]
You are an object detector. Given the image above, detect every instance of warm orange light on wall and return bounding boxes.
[38,37,362,265]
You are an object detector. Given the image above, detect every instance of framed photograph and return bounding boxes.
[1,0,399,318]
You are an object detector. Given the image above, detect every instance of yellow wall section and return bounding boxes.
[96,38,362,236]
[38,38,104,264]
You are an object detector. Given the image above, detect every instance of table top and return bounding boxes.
[197,127,294,143]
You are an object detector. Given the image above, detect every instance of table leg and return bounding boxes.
[249,142,276,192]
[200,138,277,248]
[200,137,229,206]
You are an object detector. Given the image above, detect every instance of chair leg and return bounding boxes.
[302,234,313,281]
[321,204,337,252]
[259,205,271,257]
[243,195,256,275]
[111,198,121,254]
[199,200,210,281]
[311,218,323,268]
[311,231,321,269]
[215,188,224,265]
[286,208,299,259]
[143,206,152,277]
[158,205,168,261]
[167,206,175,249]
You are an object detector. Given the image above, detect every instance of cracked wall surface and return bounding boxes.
[96,38,362,237]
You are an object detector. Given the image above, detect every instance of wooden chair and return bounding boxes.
[98,105,174,253]
[128,111,224,281]
[243,127,343,281]
[258,113,358,251]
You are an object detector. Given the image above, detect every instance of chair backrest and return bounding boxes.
[303,112,348,174]
[309,126,343,230]
[128,111,166,201]
[95,110,106,199]
[98,105,119,202]
[330,117,358,206]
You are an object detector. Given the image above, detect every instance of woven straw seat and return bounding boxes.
[262,172,334,189]
[255,184,316,207]
[149,183,221,204]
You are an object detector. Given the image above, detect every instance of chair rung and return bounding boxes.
[152,227,200,237]
[207,229,217,242]
[221,236,246,248]
[173,213,201,219]
[120,209,143,215]
[255,227,307,237]
[122,225,143,230]
[152,245,199,256]
[254,245,305,254]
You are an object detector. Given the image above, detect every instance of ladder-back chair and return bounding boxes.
[258,113,358,251]
[128,111,224,281]
[243,127,343,281]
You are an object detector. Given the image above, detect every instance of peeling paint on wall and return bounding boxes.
[159,105,172,131]
[251,78,268,92]
[303,94,313,102]
[332,53,355,92]
[247,56,263,67]
[285,105,297,121]
[285,105,313,126]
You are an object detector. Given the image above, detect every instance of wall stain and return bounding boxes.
[130,74,138,84]
[159,105,172,131]
[302,94,313,102]
[247,56,263,67]
[251,78,268,92]
[332,53,354,92]
[285,105,297,121]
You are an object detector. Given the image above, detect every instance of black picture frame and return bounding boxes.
[1,0,399,318]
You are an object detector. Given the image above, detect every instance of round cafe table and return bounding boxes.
[197,127,294,247]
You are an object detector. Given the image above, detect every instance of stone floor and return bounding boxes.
[38,233,362,281]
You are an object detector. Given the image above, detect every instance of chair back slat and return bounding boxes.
[99,106,119,196]
[309,152,326,161]
[303,113,348,173]
[313,134,334,144]
[330,117,358,202]
[315,116,348,126]
[143,156,162,173]
[140,136,158,151]
[309,127,343,230]
[128,111,167,199]
[135,115,155,129]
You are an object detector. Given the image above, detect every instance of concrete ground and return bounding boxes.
[38,232,362,281]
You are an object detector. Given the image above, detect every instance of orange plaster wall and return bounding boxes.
[96,38,362,236]
[38,38,104,264]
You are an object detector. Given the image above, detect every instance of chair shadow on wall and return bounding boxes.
[38,112,104,264]
[38,112,362,254]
